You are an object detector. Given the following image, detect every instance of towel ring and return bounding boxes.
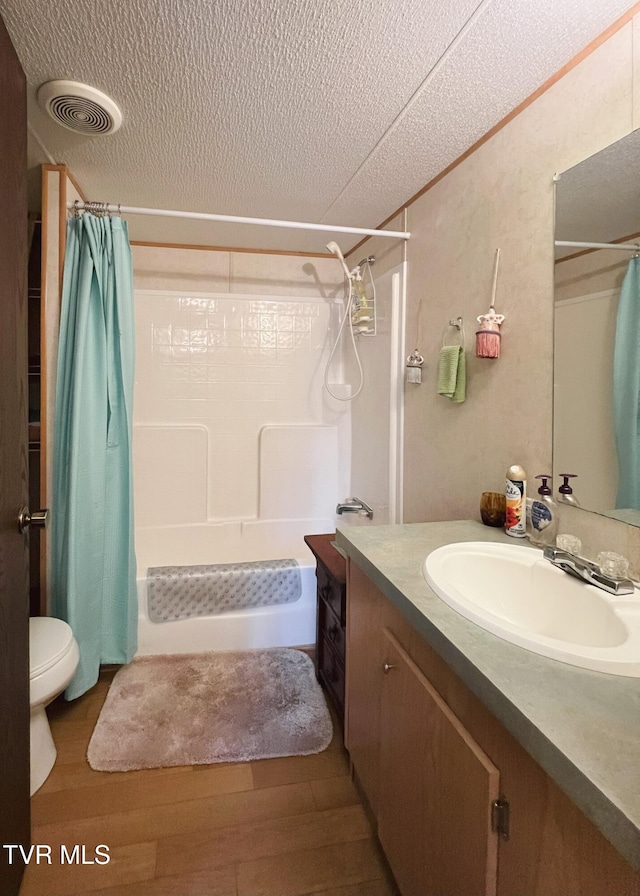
[442,316,465,348]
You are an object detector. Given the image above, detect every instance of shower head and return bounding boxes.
[326,241,352,280]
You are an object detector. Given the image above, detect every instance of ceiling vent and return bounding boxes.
[37,80,122,136]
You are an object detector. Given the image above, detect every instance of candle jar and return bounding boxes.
[480,491,506,527]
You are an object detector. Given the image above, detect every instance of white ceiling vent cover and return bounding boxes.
[37,80,122,136]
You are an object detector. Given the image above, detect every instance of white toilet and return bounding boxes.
[29,616,80,795]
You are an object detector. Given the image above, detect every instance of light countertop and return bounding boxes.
[335,520,640,871]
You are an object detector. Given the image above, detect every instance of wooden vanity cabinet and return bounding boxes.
[345,560,640,896]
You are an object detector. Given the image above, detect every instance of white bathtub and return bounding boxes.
[135,519,333,656]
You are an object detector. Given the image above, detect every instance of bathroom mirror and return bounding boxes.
[554,127,640,525]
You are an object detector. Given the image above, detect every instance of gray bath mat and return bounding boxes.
[87,648,332,771]
[147,559,302,622]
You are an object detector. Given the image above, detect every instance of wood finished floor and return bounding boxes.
[21,667,395,896]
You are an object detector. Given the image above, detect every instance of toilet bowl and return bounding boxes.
[29,617,79,795]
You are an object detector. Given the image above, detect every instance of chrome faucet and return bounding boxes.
[336,497,373,519]
[543,546,635,595]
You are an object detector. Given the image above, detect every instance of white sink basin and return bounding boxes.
[423,542,640,676]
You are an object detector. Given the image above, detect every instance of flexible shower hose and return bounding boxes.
[323,262,375,401]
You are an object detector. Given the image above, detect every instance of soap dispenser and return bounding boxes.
[558,473,580,506]
[530,475,559,546]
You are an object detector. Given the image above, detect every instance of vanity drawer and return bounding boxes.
[318,631,345,718]
[317,562,346,626]
[317,595,346,659]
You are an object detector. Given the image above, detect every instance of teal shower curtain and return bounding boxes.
[613,255,640,510]
[52,212,137,700]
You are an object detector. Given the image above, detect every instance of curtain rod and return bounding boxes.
[555,239,640,252]
[66,201,411,241]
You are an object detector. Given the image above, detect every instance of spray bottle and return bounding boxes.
[505,464,527,538]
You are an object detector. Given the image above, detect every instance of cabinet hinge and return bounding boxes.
[491,797,510,840]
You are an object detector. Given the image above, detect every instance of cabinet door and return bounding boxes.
[379,628,499,896]
[345,561,385,814]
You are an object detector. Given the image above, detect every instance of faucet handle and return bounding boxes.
[596,552,630,579]
[556,533,582,555]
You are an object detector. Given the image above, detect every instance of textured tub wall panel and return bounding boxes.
[401,20,636,525]
[133,292,342,523]
[259,425,339,521]
[131,246,350,533]
[133,426,208,527]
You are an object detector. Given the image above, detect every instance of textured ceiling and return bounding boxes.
[0,0,636,253]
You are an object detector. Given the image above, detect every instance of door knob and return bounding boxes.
[18,507,49,534]
[383,662,396,674]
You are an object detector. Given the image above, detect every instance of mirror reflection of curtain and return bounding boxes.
[613,256,640,510]
[52,213,137,699]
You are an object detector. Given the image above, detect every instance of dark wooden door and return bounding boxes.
[0,14,30,896]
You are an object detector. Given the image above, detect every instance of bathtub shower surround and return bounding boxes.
[130,248,405,655]
[133,287,350,653]
[133,290,347,527]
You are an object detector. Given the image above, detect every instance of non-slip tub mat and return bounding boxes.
[147,558,302,622]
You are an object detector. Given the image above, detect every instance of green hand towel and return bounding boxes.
[437,345,466,402]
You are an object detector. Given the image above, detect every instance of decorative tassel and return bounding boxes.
[476,249,505,359]
[406,349,424,384]
[476,329,501,358]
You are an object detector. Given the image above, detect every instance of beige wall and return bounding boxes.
[393,19,638,552]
